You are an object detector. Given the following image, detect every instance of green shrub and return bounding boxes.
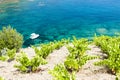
[94,35,111,53]
[0,77,4,80]
[0,56,7,61]
[49,64,75,80]
[94,35,120,79]
[14,52,47,73]
[49,37,97,80]
[0,48,16,61]
[65,36,97,71]
[7,48,16,61]
[32,43,54,58]
[32,39,69,58]
[0,26,23,53]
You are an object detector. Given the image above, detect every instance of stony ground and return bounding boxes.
[0,45,116,80]
[76,45,116,80]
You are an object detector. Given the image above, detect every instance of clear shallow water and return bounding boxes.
[0,0,120,47]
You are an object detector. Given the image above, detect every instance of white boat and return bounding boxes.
[30,33,39,39]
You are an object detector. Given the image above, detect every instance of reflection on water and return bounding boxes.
[0,0,120,47]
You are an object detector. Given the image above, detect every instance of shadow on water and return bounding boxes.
[23,38,35,47]
[23,34,55,47]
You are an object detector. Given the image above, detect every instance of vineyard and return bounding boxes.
[0,35,119,80]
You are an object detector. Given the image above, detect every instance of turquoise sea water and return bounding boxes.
[0,0,120,47]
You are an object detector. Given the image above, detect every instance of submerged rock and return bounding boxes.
[96,28,108,34]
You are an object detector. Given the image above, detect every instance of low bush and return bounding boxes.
[0,56,7,61]
[0,77,4,80]
[14,52,47,73]
[49,64,75,80]
[94,35,120,79]
[64,36,97,71]
[50,37,97,80]
[0,48,16,61]
[32,39,69,58]
[7,48,16,61]
[0,26,23,54]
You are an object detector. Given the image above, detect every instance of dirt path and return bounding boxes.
[76,45,116,80]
